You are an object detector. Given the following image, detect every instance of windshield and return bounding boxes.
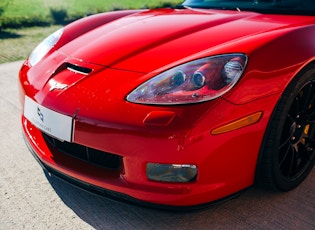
[181,0,315,15]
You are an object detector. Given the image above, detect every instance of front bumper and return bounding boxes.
[21,93,270,208]
[23,129,242,210]
[22,115,228,206]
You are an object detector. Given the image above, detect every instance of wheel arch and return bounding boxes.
[254,61,315,189]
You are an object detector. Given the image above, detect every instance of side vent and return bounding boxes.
[66,63,93,75]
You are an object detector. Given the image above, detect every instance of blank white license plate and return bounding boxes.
[24,96,73,142]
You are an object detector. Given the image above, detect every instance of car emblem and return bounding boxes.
[49,79,68,91]
[37,107,44,122]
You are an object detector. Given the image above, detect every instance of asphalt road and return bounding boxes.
[1,61,314,229]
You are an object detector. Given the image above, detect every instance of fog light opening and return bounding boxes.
[146,163,198,183]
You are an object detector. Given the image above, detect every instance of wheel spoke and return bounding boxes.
[300,83,315,118]
[286,145,296,179]
[279,135,291,150]
[301,82,313,110]
[306,111,315,123]
[287,114,295,123]
[279,142,291,168]
[279,114,295,149]
[293,83,314,119]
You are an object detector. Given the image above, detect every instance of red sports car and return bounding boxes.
[19,0,315,209]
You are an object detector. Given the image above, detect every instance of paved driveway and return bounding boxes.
[1,61,314,229]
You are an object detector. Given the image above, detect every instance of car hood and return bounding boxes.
[58,8,307,73]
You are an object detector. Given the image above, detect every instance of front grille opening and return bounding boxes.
[42,133,122,170]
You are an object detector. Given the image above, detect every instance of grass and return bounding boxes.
[0,26,61,64]
[2,0,181,18]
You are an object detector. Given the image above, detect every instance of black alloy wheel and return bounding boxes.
[256,65,315,191]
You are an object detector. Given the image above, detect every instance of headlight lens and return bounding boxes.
[127,54,247,105]
[29,28,64,66]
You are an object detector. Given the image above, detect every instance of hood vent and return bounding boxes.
[66,62,92,75]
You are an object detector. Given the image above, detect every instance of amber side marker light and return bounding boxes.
[211,111,263,135]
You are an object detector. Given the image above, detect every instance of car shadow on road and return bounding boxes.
[43,169,315,230]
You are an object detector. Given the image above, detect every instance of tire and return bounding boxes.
[256,65,315,191]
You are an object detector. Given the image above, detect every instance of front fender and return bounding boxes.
[224,25,315,105]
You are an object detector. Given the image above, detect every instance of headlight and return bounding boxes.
[29,28,64,66]
[127,54,247,105]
